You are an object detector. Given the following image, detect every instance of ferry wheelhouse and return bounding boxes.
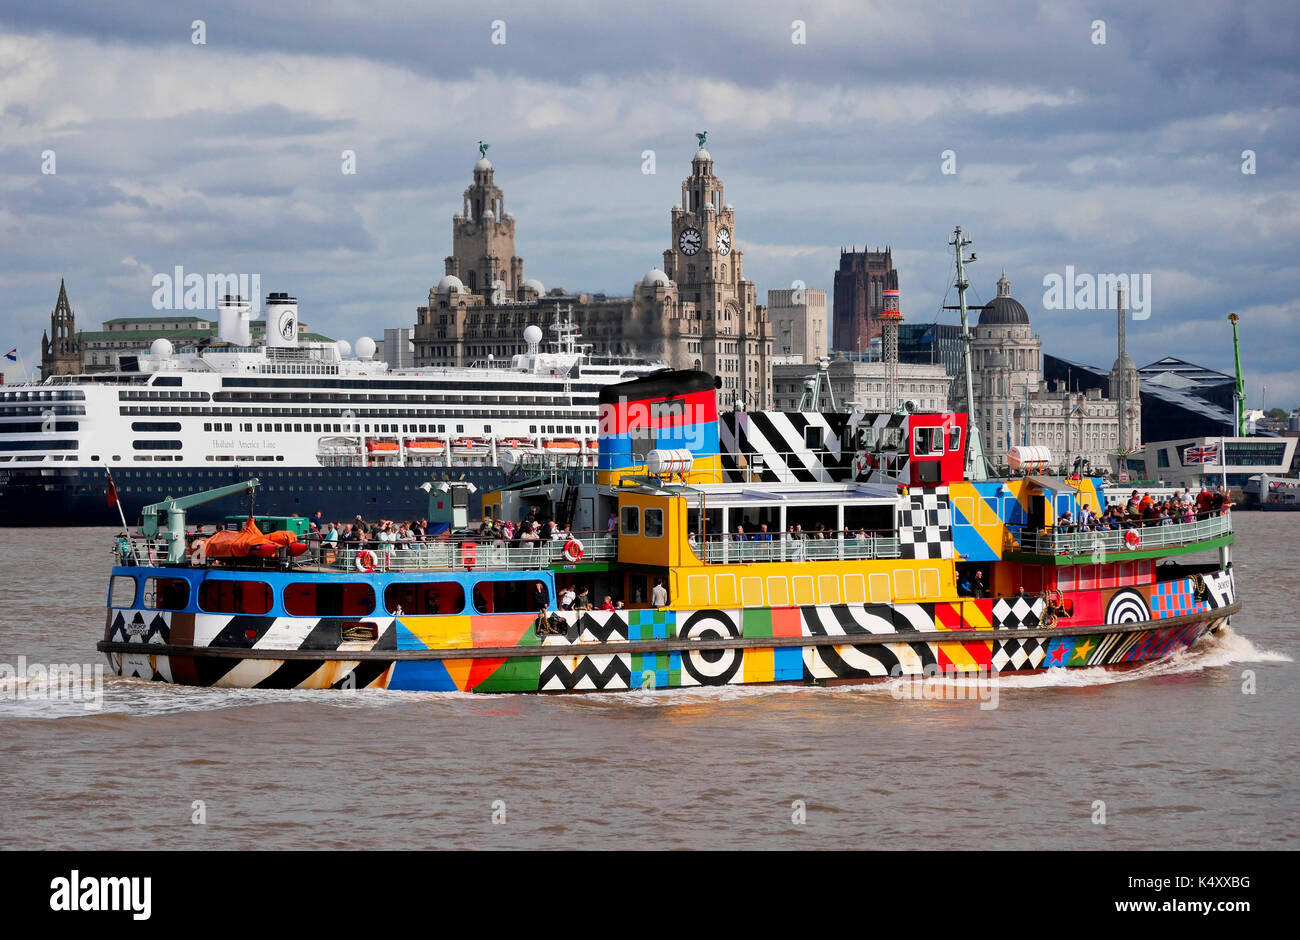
[100,370,1239,693]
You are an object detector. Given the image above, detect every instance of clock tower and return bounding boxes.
[636,137,771,407]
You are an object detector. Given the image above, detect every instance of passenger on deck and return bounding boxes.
[598,595,616,612]
[652,578,668,608]
[971,570,987,598]
[559,585,575,609]
[755,524,773,542]
[574,587,592,610]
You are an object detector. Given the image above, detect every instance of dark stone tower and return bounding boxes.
[40,279,85,379]
[832,247,898,355]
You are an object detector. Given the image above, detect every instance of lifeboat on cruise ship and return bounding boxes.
[543,438,581,452]
[366,440,399,454]
[498,437,532,450]
[404,440,445,452]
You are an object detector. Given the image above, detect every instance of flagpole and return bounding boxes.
[105,465,130,532]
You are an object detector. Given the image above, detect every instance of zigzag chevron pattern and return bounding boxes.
[539,654,632,691]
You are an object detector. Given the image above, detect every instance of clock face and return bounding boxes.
[716,228,731,255]
[678,227,701,255]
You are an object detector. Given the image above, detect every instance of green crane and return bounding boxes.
[1229,313,1245,436]
[140,479,260,563]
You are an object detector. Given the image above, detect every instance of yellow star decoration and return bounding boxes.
[1072,638,1096,662]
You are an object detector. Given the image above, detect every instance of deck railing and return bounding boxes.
[701,532,901,564]
[323,535,618,571]
[1015,512,1233,555]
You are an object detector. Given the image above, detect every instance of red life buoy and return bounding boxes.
[356,549,377,572]
[563,538,585,563]
[1124,529,1141,550]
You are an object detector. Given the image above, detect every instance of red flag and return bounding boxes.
[106,469,118,508]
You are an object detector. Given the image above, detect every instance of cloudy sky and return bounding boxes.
[2,1,1297,407]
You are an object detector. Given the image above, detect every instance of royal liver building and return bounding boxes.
[413,139,772,407]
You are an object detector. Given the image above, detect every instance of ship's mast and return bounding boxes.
[1229,312,1245,436]
[951,226,987,480]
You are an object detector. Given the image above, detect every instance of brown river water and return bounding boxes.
[0,515,1295,850]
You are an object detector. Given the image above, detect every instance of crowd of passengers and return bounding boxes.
[297,505,598,551]
[1049,486,1233,533]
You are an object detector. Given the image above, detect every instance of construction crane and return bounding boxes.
[140,479,260,563]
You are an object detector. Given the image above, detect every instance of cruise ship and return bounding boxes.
[0,293,661,526]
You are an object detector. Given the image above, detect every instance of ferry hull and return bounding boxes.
[100,594,1237,693]
[0,465,505,526]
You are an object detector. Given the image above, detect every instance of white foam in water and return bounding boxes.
[1,626,1288,718]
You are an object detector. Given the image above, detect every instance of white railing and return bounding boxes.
[323,535,618,571]
[1016,512,1233,555]
[702,534,901,564]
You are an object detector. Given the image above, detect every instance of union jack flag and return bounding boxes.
[1184,445,1218,464]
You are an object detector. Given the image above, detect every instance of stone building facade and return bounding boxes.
[772,358,950,413]
[413,145,773,407]
[767,287,828,361]
[952,272,1139,473]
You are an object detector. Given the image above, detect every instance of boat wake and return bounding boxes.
[0,627,1287,719]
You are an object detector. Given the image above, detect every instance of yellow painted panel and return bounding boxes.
[818,574,840,605]
[743,647,773,683]
[793,576,815,605]
[715,574,738,607]
[953,495,974,527]
[687,574,710,606]
[741,577,764,608]
[919,568,940,598]
[399,615,472,649]
[978,496,999,526]
[767,577,789,607]
[869,573,890,603]
[894,569,915,600]
[844,574,866,604]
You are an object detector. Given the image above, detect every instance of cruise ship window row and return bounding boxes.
[0,420,80,433]
[119,390,210,401]
[0,405,87,417]
[0,390,86,402]
[220,377,587,392]
[119,406,598,421]
[211,391,595,406]
[198,420,593,435]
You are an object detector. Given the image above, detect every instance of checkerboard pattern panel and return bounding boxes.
[992,595,1044,629]
[991,636,1046,672]
[896,487,954,559]
[1151,578,1200,620]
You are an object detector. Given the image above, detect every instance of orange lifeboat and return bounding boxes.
[544,438,581,452]
[366,441,399,453]
[405,440,445,451]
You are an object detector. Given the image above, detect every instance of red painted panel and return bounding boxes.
[771,606,803,638]
[1061,589,1103,625]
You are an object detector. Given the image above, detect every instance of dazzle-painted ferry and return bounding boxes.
[0,295,659,526]
[99,370,1239,693]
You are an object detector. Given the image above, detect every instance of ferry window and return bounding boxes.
[948,427,962,452]
[472,579,547,614]
[384,582,465,615]
[199,579,273,615]
[645,508,664,538]
[621,506,640,535]
[109,575,137,608]
[143,576,191,611]
[284,582,375,617]
[913,426,943,456]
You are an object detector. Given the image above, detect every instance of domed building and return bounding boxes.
[954,272,1135,474]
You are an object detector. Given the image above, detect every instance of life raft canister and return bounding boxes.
[1124,528,1141,550]
[356,549,378,572]
[460,541,477,568]
[563,538,585,563]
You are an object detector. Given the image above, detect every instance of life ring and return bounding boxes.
[1124,529,1141,550]
[853,452,876,477]
[356,549,377,573]
[563,538,585,563]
